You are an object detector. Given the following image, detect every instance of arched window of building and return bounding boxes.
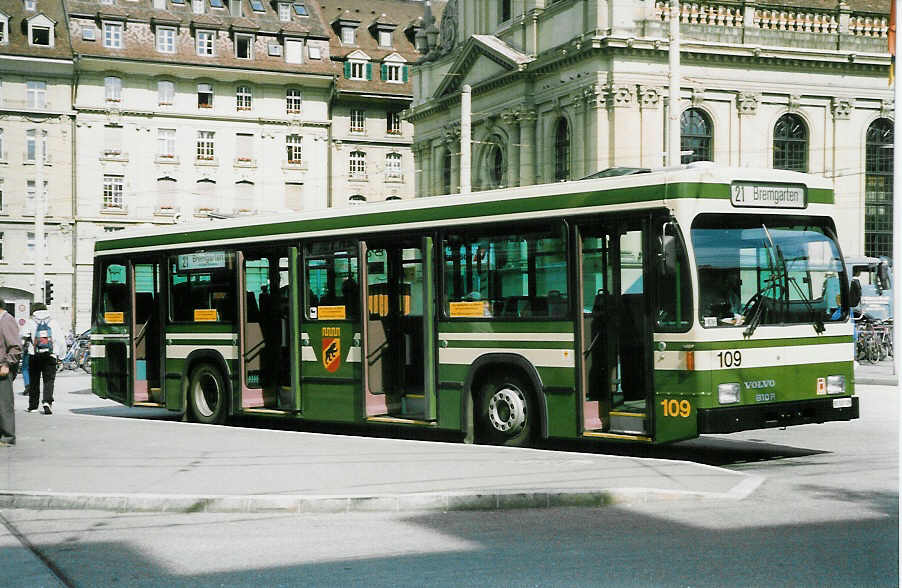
[487,138,505,187]
[554,117,570,182]
[680,108,712,164]
[441,150,452,195]
[348,194,366,205]
[773,113,808,172]
[865,118,893,258]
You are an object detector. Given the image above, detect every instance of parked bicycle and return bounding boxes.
[855,316,893,364]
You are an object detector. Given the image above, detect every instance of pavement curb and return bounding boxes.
[855,377,899,386]
[0,480,763,514]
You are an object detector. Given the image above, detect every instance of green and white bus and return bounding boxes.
[91,164,858,445]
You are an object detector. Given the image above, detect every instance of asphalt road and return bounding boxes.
[0,379,897,587]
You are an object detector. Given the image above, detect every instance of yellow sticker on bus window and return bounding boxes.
[194,309,218,322]
[317,305,346,320]
[104,311,124,324]
[449,301,489,318]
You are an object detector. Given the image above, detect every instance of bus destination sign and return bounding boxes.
[178,251,226,271]
[730,183,806,209]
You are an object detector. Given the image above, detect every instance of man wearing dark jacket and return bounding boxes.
[0,307,22,446]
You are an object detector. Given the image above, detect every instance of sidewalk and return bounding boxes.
[0,373,762,514]
[855,358,899,386]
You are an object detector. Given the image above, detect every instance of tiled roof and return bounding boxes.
[321,0,434,97]
[0,0,74,60]
[65,0,336,76]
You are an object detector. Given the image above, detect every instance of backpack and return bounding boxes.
[35,319,53,354]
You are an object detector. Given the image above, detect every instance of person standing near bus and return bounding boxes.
[23,303,65,415]
[0,307,21,445]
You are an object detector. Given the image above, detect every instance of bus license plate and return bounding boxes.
[833,398,852,409]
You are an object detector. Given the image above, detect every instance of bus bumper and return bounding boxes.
[698,396,859,434]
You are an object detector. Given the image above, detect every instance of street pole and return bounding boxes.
[894,0,901,379]
[34,130,46,309]
[460,84,471,194]
[667,0,681,167]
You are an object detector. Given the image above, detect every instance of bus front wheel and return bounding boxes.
[188,364,228,425]
[476,372,535,447]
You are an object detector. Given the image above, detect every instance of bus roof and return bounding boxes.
[94,164,834,255]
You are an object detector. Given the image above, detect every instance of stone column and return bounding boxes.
[502,109,521,187]
[519,108,537,186]
[736,92,760,168]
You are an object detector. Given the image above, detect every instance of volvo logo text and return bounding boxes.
[744,380,776,390]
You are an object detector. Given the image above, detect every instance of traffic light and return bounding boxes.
[44,280,53,305]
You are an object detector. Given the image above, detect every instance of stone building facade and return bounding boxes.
[408,0,893,260]
[0,0,75,330]
[1,0,426,332]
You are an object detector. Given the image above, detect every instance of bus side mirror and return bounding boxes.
[849,279,862,308]
[659,234,676,276]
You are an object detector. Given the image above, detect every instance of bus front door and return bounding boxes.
[239,248,296,412]
[362,236,436,422]
[577,220,653,439]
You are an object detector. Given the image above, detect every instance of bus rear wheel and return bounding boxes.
[189,364,228,425]
[476,372,535,447]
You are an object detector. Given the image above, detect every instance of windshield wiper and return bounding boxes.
[742,225,783,338]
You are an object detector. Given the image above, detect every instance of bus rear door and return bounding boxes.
[132,260,164,406]
[94,258,131,405]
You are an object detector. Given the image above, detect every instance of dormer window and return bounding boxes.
[196,30,215,56]
[192,0,204,14]
[229,0,241,17]
[341,26,355,45]
[378,30,391,47]
[292,3,307,16]
[344,51,371,80]
[103,22,123,49]
[235,33,253,59]
[0,13,8,44]
[278,3,290,22]
[210,0,224,8]
[24,0,36,11]
[27,14,55,47]
[153,0,165,8]
[380,54,407,84]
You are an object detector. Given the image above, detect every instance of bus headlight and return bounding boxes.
[718,383,741,404]
[827,375,845,395]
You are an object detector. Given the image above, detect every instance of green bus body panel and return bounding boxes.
[302,319,361,422]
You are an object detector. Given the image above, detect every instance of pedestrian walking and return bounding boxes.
[0,307,21,446]
[23,303,65,415]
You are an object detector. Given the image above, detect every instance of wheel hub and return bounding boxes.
[488,386,527,434]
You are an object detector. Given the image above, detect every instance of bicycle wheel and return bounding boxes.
[867,339,881,364]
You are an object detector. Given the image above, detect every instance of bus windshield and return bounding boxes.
[691,215,848,330]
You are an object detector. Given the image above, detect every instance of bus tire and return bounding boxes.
[475,371,535,447]
[188,363,228,425]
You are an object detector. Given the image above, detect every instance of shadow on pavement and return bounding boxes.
[70,406,180,421]
[540,435,827,467]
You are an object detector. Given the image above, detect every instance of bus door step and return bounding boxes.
[608,411,647,435]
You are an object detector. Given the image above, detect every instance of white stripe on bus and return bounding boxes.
[439,332,574,342]
[167,333,236,341]
[166,345,238,360]
[439,347,575,368]
[653,343,852,371]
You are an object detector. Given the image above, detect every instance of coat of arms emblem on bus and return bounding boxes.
[322,337,341,372]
